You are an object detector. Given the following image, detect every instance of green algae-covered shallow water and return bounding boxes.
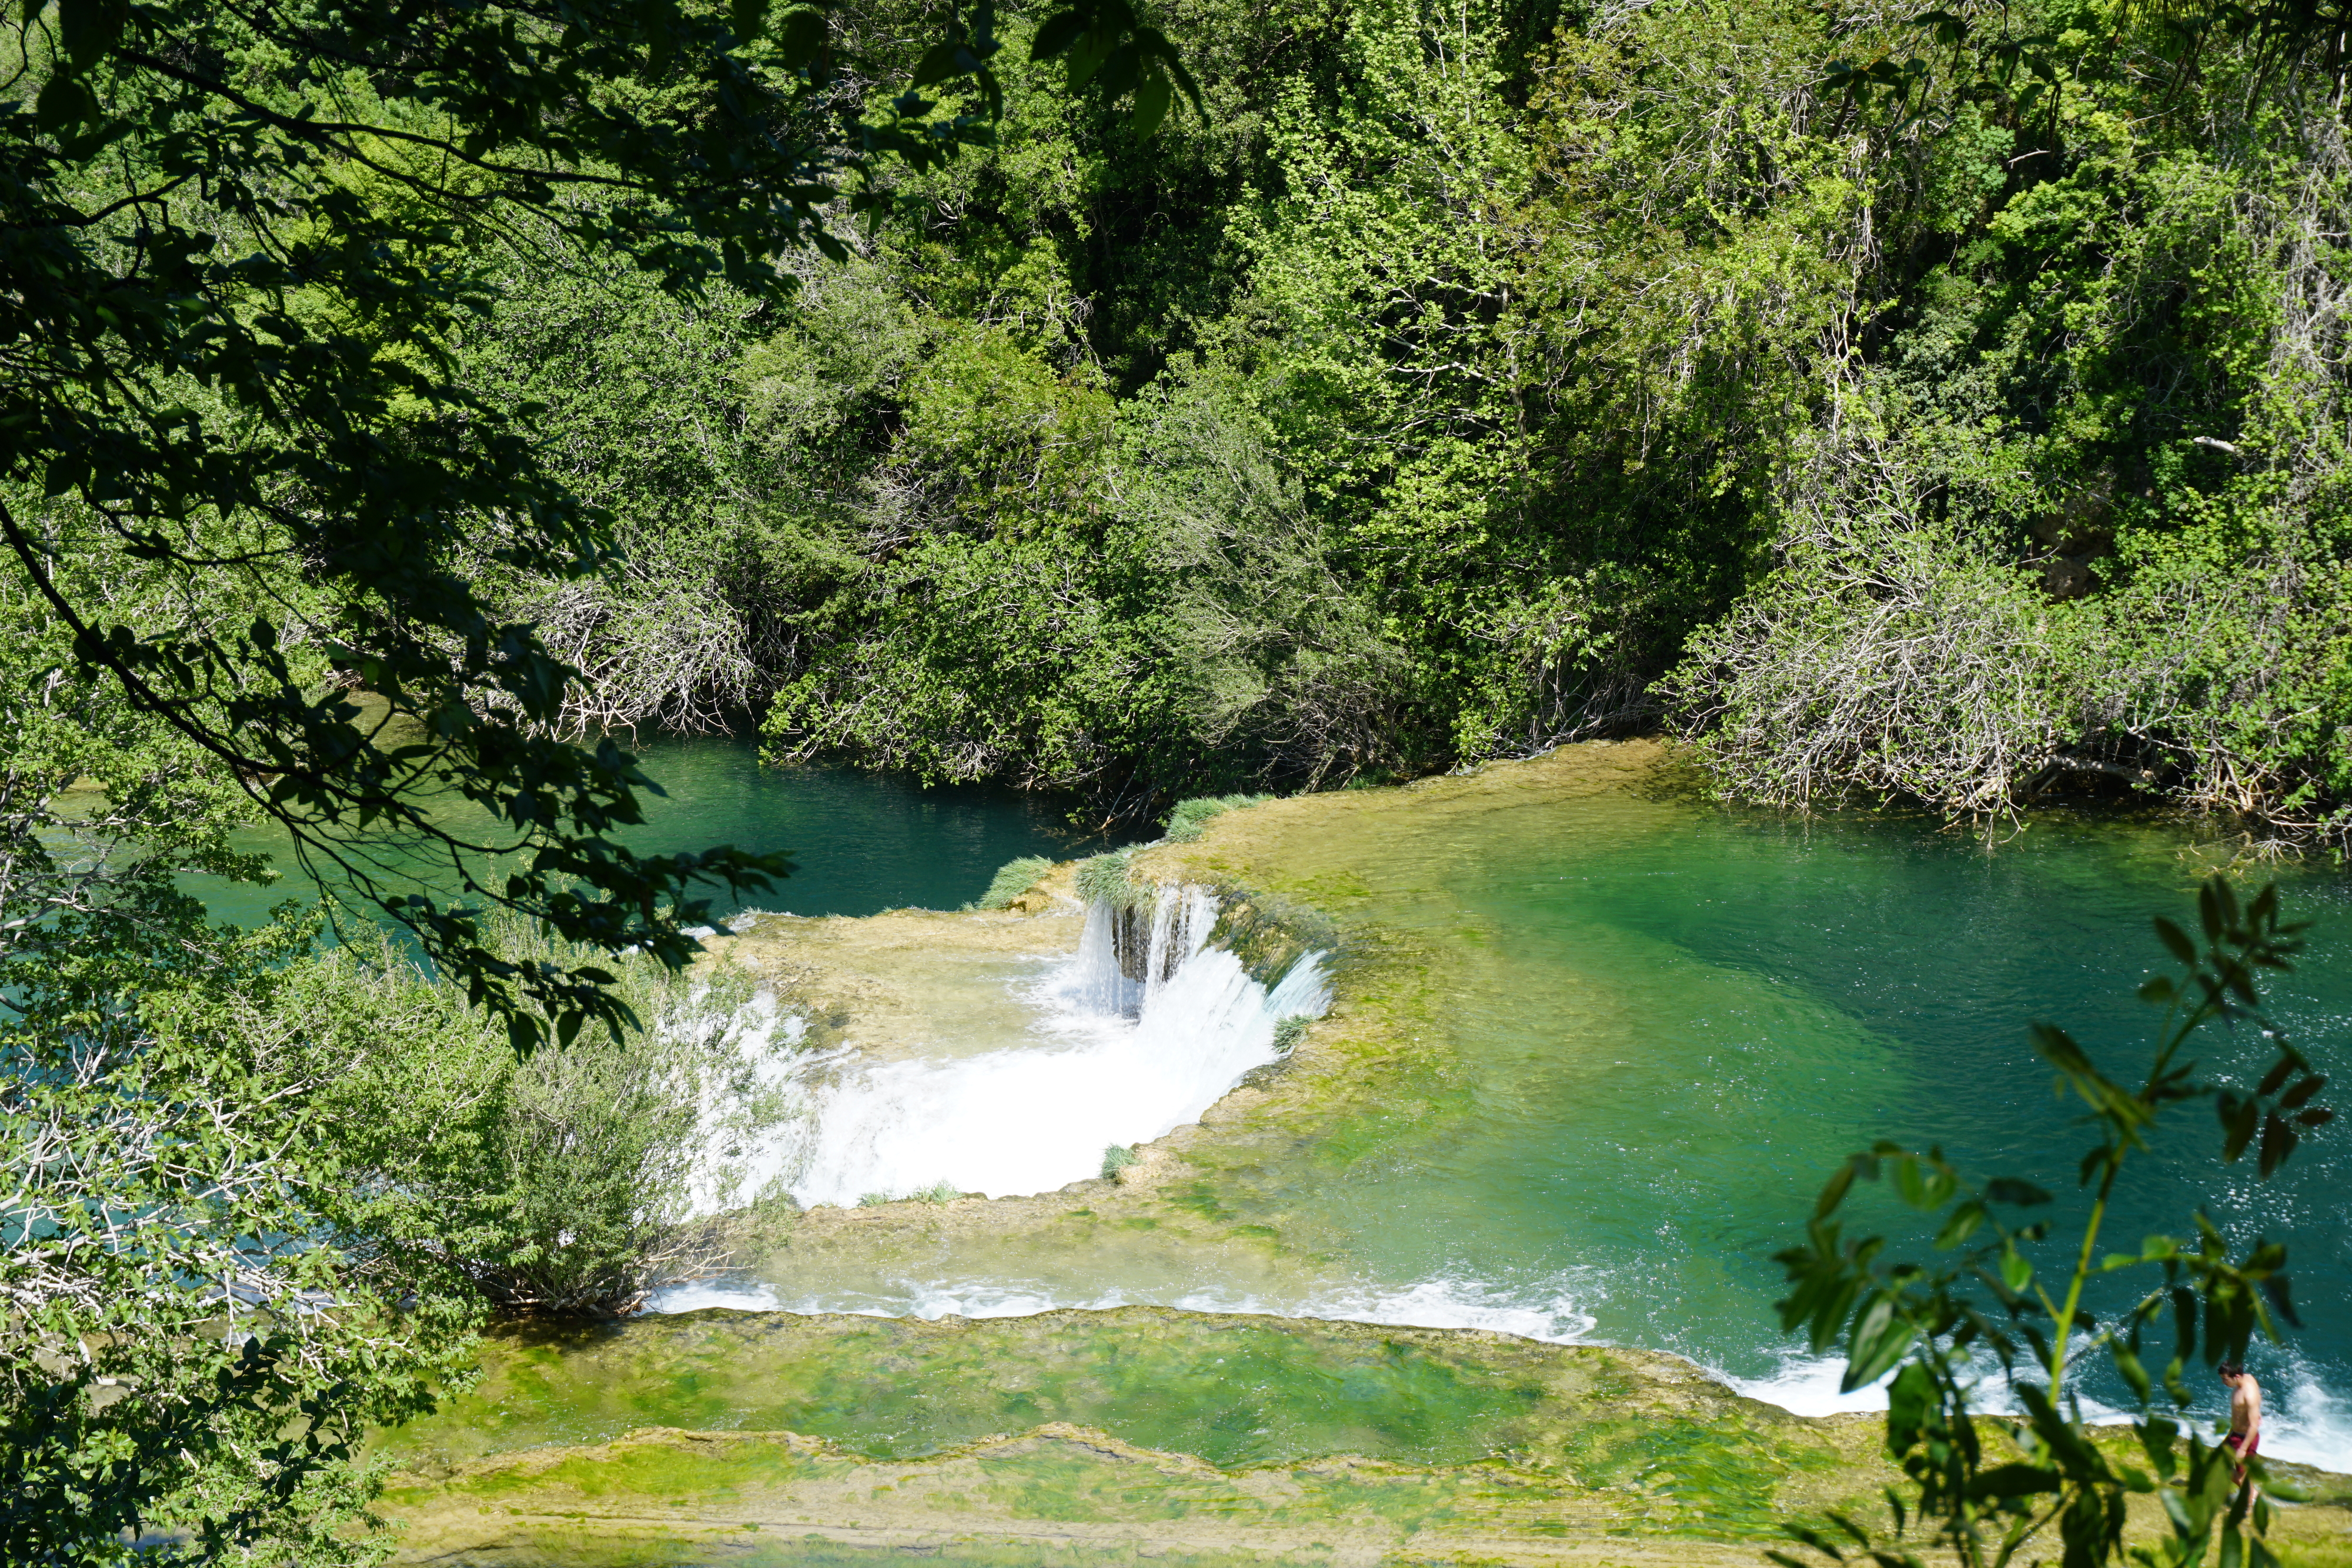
[379,1311,2352,1566]
[373,1308,1957,1566]
[699,745,2352,1467]
[380,1307,1814,1487]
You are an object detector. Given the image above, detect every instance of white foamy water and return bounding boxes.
[690,884,1330,1213]
[1720,1347,2352,1474]
[652,889,2352,1477]
[647,1272,1597,1345]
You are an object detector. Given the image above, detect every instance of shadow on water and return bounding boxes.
[178,735,1108,929]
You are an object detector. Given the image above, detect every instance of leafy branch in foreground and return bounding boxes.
[0,0,1189,1048]
[1772,877,2331,1568]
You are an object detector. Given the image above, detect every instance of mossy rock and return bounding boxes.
[1203,888,1341,989]
[380,1422,1838,1566]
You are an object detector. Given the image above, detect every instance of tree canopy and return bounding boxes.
[0,0,1188,1047]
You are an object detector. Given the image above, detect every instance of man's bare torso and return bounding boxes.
[2229,1373,2263,1449]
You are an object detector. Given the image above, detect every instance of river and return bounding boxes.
[208,737,2352,1476]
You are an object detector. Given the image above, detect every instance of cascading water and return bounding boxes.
[699,886,1329,1213]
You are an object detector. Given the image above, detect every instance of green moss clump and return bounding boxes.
[1206,890,1340,988]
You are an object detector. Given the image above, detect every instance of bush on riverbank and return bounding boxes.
[265,922,786,1318]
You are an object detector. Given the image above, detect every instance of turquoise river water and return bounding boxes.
[183,735,1090,928]
[1234,785,2352,1462]
[192,740,2352,1472]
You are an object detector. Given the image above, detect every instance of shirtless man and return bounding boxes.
[2220,1362,2263,1493]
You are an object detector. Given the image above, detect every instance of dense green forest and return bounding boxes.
[5,0,2351,1559]
[434,0,2352,840]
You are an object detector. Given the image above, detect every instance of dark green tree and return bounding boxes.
[0,0,1192,1048]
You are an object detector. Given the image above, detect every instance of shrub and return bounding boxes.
[1101,1144,1140,1178]
[1271,1015,1311,1055]
[1668,509,2064,817]
[916,1180,961,1204]
[266,918,783,1318]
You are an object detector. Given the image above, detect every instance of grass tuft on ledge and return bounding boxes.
[970,854,1054,911]
[1161,794,1272,844]
[1074,848,1148,912]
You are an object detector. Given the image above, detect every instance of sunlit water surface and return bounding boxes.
[1280,792,2352,1465]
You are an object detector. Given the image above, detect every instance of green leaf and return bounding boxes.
[2220,1094,2261,1162]
[34,75,99,135]
[1029,11,1088,59]
[911,41,971,87]
[2154,916,2198,965]
[2111,1343,2152,1405]
[1130,69,1173,135]
[2257,1111,2296,1176]
[1843,1295,1916,1391]
[1933,1201,1984,1249]
[1815,1159,1860,1218]
[776,9,827,63]
[56,0,131,70]
[2279,1073,2325,1109]
[1967,1462,2059,1500]
[1999,1244,2032,1293]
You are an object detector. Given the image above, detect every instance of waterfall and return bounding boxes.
[700,886,1329,1213]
